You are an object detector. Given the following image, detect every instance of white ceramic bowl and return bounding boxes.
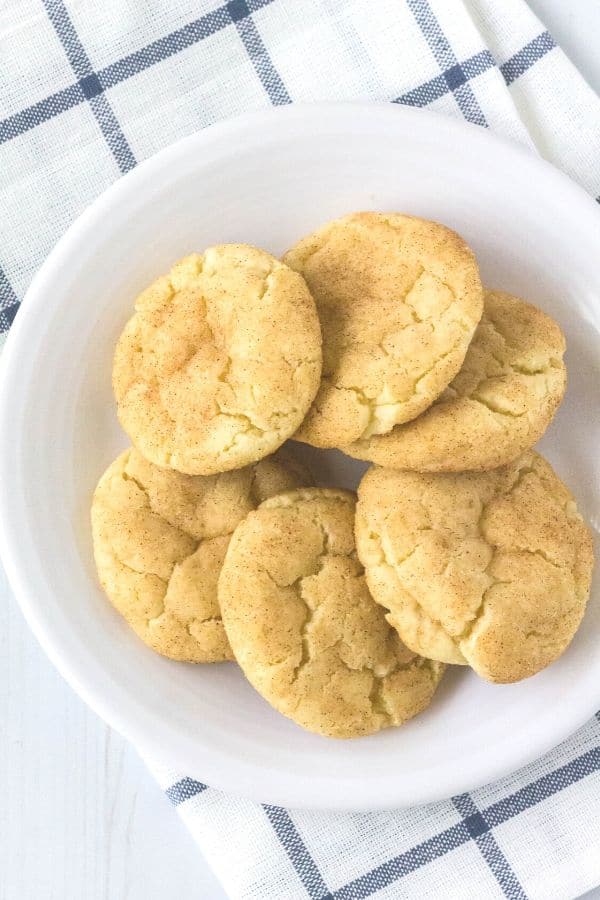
[1,103,599,811]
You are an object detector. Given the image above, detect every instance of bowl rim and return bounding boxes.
[1,101,599,810]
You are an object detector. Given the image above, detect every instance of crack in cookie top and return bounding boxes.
[219,487,444,737]
[345,290,566,471]
[284,212,483,448]
[91,447,312,662]
[113,245,322,475]
[356,452,594,683]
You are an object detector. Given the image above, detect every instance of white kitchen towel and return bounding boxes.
[1,1,600,898]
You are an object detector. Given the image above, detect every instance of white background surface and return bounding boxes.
[1,3,599,899]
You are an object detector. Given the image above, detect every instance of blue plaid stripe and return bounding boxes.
[166,785,331,897]
[87,94,137,173]
[484,745,600,828]
[395,32,554,112]
[264,806,331,899]
[406,0,488,126]
[0,0,287,335]
[97,5,231,89]
[0,0,281,150]
[229,1,291,106]
[396,48,495,107]
[452,794,527,900]
[42,0,137,174]
[0,0,554,155]
[501,31,556,86]
[166,724,600,899]
[165,776,207,805]
[0,267,18,312]
[0,15,559,335]
[0,267,20,333]
[332,820,471,900]
[0,83,85,145]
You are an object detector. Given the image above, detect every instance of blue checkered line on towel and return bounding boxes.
[2,1,600,898]
[148,715,600,899]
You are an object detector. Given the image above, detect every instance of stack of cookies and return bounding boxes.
[92,213,594,739]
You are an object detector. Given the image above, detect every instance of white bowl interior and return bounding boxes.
[1,104,599,809]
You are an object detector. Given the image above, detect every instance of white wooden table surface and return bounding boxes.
[2,3,600,899]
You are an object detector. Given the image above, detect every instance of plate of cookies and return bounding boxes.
[0,103,598,810]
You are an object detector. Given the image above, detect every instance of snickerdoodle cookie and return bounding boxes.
[345,291,566,470]
[218,488,444,737]
[283,213,483,447]
[355,452,594,683]
[91,447,312,662]
[113,246,322,475]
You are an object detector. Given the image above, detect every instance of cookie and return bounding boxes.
[345,291,566,471]
[283,212,483,447]
[356,453,594,683]
[113,246,322,475]
[218,488,444,737]
[91,446,312,662]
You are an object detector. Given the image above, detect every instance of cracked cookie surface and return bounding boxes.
[283,212,483,447]
[218,488,444,737]
[356,452,594,683]
[113,246,322,475]
[345,290,566,471]
[91,447,312,662]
